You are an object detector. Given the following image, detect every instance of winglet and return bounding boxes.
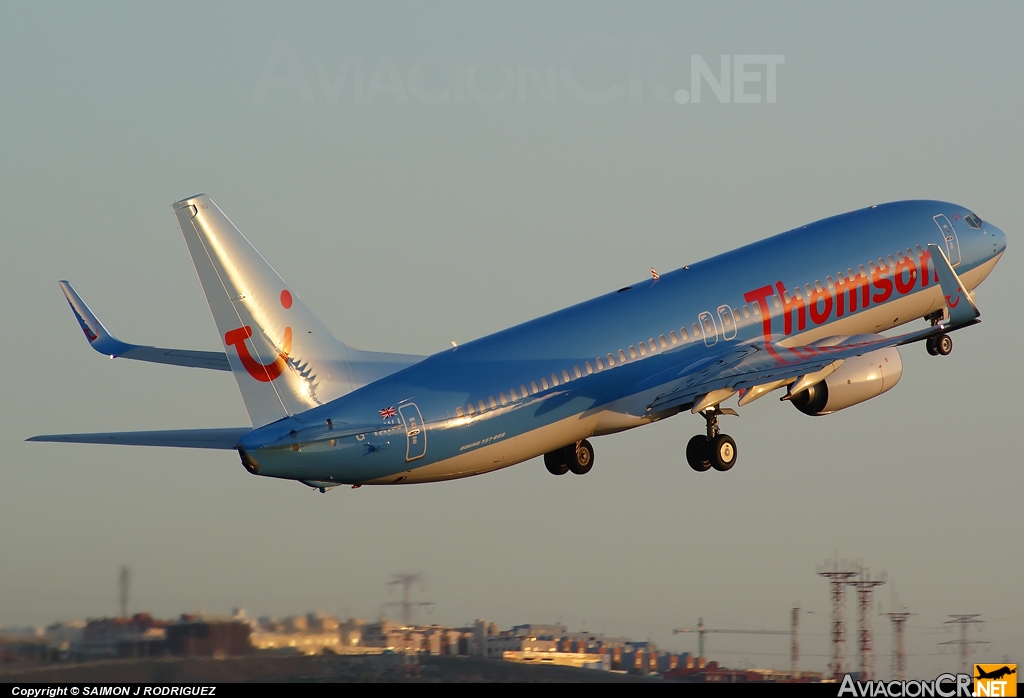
[58,281,231,371]
[59,281,132,357]
[927,244,980,326]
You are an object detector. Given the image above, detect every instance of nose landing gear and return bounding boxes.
[686,406,738,472]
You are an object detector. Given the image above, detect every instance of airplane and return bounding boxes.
[975,666,1016,681]
[29,194,1006,490]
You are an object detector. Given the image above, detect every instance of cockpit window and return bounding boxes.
[965,213,983,229]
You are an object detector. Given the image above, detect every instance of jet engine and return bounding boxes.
[789,344,903,416]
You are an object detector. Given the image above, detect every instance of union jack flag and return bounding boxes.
[650,267,660,281]
[379,406,397,420]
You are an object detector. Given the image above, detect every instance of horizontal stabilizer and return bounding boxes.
[59,281,230,371]
[27,427,250,449]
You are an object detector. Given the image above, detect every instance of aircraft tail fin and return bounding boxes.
[173,194,359,427]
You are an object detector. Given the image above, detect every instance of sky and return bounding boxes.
[1,1,1021,678]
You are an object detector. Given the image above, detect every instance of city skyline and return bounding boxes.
[1,1,1020,679]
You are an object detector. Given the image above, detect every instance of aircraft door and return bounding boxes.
[717,305,737,340]
[933,214,961,267]
[398,403,427,462]
[698,311,719,347]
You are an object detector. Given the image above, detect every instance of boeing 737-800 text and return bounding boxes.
[30,195,1006,490]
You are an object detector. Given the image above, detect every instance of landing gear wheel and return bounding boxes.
[686,435,711,472]
[937,333,953,356]
[544,449,569,475]
[568,440,595,475]
[709,434,737,472]
[926,336,939,356]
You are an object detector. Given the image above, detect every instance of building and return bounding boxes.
[165,615,252,657]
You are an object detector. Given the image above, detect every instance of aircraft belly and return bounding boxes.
[365,410,611,484]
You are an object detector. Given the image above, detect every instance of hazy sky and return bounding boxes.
[1,1,1021,678]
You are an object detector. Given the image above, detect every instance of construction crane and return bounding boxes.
[673,616,795,667]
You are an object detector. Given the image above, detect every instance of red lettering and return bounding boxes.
[744,285,785,362]
[775,282,806,336]
[895,254,917,294]
[871,263,893,304]
[744,285,775,343]
[808,285,833,325]
[834,272,870,317]
[917,248,937,287]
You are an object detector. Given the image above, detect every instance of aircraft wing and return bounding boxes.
[59,281,230,371]
[26,427,251,449]
[645,243,980,414]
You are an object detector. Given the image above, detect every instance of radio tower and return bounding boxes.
[791,606,800,675]
[884,607,913,681]
[939,615,988,673]
[119,566,131,619]
[849,569,886,680]
[385,573,434,627]
[818,558,859,681]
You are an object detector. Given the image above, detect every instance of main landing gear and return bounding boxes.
[926,333,953,356]
[544,440,595,476]
[686,407,738,473]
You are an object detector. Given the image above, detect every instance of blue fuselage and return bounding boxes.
[238,201,1006,485]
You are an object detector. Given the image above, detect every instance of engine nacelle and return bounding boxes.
[790,345,903,416]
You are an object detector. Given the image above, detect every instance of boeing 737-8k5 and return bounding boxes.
[30,195,1006,490]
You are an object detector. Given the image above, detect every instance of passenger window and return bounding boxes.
[551,374,559,386]
[742,306,750,320]
[772,295,781,309]
[564,369,573,382]
[648,338,657,351]
[629,346,637,359]
[618,349,627,362]
[606,354,615,367]
[489,396,498,409]
[692,322,701,336]
[733,309,742,325]
[499,392,508,406]
[540,378,549,391]
[826,277,835,290]
[752,304,760,315]
[596,358,605,370]
[478,400,486,413]
[639,343,647,356]
[659,335,668,349]
[680,327,689,340]
[868,261,875,272]
[510,388,518,401]
[456,407,465,418]
[467,404,475,416]
[530,381,539,394]
[585,362,593,375]
[670,331,678,344]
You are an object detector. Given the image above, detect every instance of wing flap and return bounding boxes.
[27,427,250,449]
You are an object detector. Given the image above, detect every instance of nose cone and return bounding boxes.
[989,223,1007,256]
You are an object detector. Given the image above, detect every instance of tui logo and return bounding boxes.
[224,290,293,383]
[946,285,963,309]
